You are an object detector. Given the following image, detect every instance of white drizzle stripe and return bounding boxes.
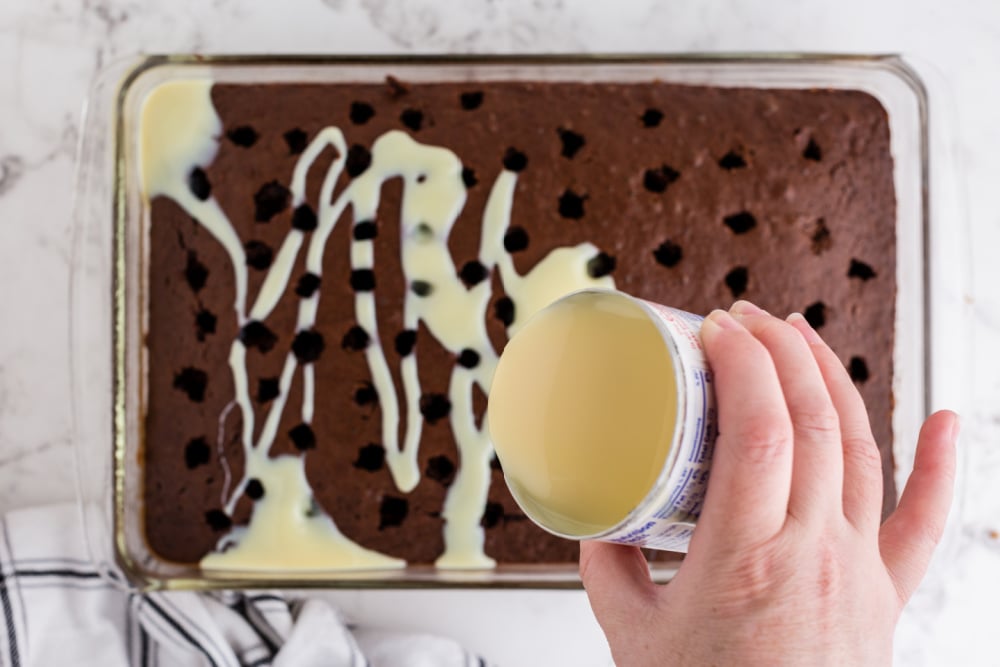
[254,353,299,461]
[435,367,496,569]
[249,231,303,322]
[227,342,255,464]
[139,81,249,325]
[478,171,517,270]
[302,365,315,424]
[398,350,424,491]
[306,183,352,274]
[291,128,346,206]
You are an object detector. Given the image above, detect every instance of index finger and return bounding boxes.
[694,309,793,547]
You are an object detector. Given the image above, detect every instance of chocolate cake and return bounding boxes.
[138,76,896,571]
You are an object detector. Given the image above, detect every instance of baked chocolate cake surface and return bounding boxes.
[140,77,896,570]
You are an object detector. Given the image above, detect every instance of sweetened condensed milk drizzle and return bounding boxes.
[139,79,613,571]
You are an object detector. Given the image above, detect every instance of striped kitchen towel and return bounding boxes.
[0,504,486,667]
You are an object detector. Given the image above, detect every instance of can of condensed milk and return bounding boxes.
[487,289,717,553]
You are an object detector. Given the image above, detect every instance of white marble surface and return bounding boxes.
[1,0,998,664]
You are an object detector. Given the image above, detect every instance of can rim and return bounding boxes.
[500,288,694,542]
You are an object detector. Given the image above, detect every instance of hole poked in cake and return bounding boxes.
[557,128,585,159]
[643,165,680,193]
[641,108,663,127]
[342,325,370,352]
[239,321,278,353]
[723,211,757,235]
[502,147,528,172]
[256,377,280,403]
[653,240,683,268]
[419,393,452,424]
[411,280,434,297]
[804,301,827,329]
[205,509,232,532]
[184,436,211,469]
[503,227,529,253]
[350,101,375,125]
[587,252,616,278]
[173,367,207,403]
[350,269,376,292]
[295,272,321,298]
[187,168,212,201]
[425,455,456,487]
[459,260,488,287]
[412,222,435,243]
[718,150,747,170]
[803,137,823,161]
[558,189,586,219]
[725,266,749,298]
[400,108,424,132]
[253,181,291,223]
[848,259,877,281]
[809,218,832,255]
[194,309,216,342]
[480,501,504,529]
[353,381,378,407]
[225,125,258,148]
[289,423,316,451]
[244,478,265,500]
[848,356,870,383]
[353,219,378,240]
[292,329,325,363]
[291,204,318,232]
[460,90,484,110]
[494,297,515,328]
[283,128,308,155]
[394,329,417,356]
[244,240,273,270]
[346,145,372,178]
[461,167,478,188]
[184,251,208,292]
[457,348,481,369]
[379,496,409,530]
[353,443,385,472]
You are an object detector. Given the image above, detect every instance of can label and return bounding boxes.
[600,303,717,553]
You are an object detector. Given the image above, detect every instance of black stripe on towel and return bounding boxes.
[145,597,220,667]
[0,570,20,667]
[12,568,101,579]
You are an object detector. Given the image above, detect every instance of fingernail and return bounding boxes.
[731,300,764,317]
[705,309,741,330]
[787,312,823,345]
[950,414,962,444]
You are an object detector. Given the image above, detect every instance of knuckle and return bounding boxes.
[716,539,797,609]
[792,406,841,441]
[843,434,883,472]
[729,417,793,465]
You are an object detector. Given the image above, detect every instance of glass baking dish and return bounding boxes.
[72,54,934,591]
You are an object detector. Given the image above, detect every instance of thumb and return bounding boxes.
[579,541,656,633]
[880,410,958,605]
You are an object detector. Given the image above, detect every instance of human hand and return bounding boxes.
[579,301,957,666]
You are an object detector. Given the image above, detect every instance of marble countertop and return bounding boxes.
[1,0,998,664]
